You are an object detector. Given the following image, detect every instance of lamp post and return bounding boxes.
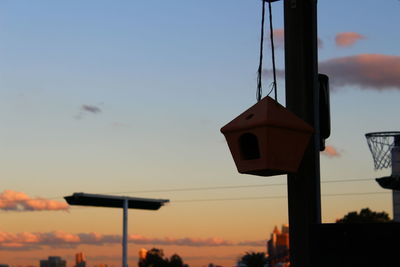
[64,192,169,267]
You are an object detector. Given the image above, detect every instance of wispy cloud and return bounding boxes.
[75,104,102,119]
[82,105,101,114]
[322,145,341,158]
[128,235,234,247]
[270,29,285,49]
[0,190,69,212]
[0,231,265,251]
[335,32,365,47]
[319,54,400,90]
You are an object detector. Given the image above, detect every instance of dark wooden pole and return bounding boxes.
[284,0,321,266]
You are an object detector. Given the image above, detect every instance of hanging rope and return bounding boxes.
[268,0,278,100]
[256,0,278,102]
[256,0,266,102]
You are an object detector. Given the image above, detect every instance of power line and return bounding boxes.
[322,178,373,184]
[45,177,376,200]
[101,178,374,195]
[103,183,286,194]
[172,191,390,203]
[1,190,389,213]
[2,189,391,214]
[64,191,390,208]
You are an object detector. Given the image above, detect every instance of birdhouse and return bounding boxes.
[220,96,314,177]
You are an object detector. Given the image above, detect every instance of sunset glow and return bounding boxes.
[1,0,399,266]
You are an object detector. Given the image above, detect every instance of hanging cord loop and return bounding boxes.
[256,0,278,102]
[256,0,266,102]
[268,0,278,100]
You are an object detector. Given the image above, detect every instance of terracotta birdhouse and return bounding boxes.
[220,96,314,177]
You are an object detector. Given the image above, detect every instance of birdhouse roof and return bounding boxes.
[220,96,314,133]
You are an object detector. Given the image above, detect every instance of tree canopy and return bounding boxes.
[237,252,268,267]
[139,248,188,267]
[336,208,391,223]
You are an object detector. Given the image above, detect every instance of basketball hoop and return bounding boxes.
[365,131,400,170]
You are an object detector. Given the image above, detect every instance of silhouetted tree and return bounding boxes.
[168,254,184,267]
[139,248,168,267]
[139,248,188,267]
[336,208,391,223]
[238,252,268,267]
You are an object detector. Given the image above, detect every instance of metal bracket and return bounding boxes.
[376,175,400,190]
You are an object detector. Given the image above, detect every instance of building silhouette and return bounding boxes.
[75,252,86,267]
[40,256,66,267]
[267,225,290,267]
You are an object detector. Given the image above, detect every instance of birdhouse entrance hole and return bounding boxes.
[239,133,260,160]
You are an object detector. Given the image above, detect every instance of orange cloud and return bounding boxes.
[264,54,400,90]
[0,231,79,250]
[335,32,365,47]
[0,231,265,251]
[271,29,285,49]
[319,54,400,90]
[322,145,340,158]
[0,190,69,211]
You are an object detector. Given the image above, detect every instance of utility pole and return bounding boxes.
[284,0,321,267]
[123,198,128,267]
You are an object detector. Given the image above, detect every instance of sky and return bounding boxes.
[1,0,400,266]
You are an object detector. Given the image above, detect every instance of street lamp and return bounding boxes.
[64,192,169,267]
